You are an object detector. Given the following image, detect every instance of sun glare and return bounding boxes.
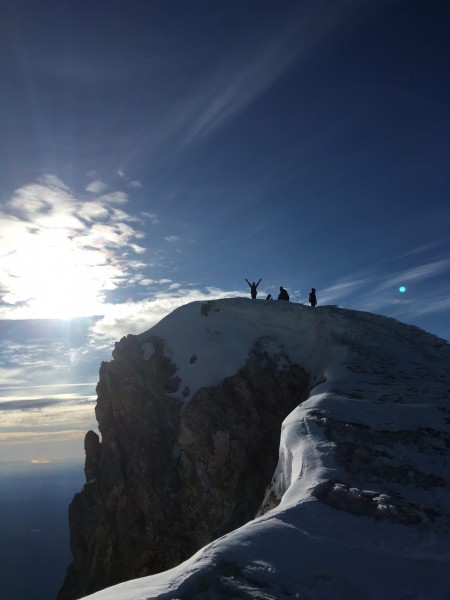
[7,230,106,319]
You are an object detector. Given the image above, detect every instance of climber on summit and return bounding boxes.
[309,288,317,307]
[245,278,261,299]
[278,286,289,301]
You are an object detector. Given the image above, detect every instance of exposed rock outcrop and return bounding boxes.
[59,328,309,599]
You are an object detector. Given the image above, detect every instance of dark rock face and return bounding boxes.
[58,334,309,599]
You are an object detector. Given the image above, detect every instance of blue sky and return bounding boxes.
[1,0,449,463]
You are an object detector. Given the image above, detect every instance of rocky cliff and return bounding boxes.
[59,299,450,600]
[59,300,310,599]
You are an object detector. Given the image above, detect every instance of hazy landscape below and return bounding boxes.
[0,460,84,600]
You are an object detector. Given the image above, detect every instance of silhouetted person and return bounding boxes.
[266,294,272,300]
[245,278,261,299]
[278,286,289,301]
[309,288,317,307]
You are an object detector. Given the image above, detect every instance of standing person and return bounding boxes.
[278,286,289,301]
[309,288,317,307]
[245,278,261,299]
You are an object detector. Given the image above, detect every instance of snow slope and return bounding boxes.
[85,298,450,600]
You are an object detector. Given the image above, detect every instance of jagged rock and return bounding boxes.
[84,430,100,482]
[58,326,309,599]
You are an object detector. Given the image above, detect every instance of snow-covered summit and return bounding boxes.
[141,298,338,401]
[70,298,450,600]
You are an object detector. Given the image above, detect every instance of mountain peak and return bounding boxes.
[59,299,450,600]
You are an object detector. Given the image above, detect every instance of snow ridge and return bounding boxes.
[87,298,450,600]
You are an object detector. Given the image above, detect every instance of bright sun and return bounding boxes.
[9,230,106,319]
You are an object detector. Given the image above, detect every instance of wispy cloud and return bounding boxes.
[123,2,351,165]
[86,179,107,194]
[0,382,97,392]
[397,238,450,259]
[181,4,349,147]
[398,294,450,319]
[142,212,159,224]
[0,175,158,319]
[0,428,93,464]
[0,394,96,412]
[319,278,371,305]
[322,257,450,329]
[0,430,88,445]
[0,392,97,447]
[367,259,450,295]
[0,366,31,387]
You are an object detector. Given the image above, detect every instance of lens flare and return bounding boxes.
[399,286,406,293]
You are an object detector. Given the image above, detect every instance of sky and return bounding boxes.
[0,0,449,464]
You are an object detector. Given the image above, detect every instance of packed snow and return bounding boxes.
[84,298,450,599]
